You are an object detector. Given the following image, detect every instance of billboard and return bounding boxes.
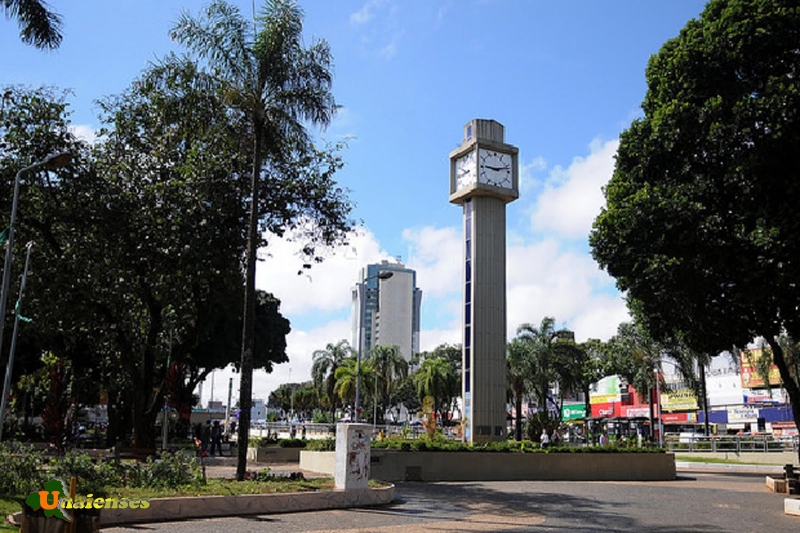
[660,388,699,412]
[740,348,782,388]
[590,376,621,404]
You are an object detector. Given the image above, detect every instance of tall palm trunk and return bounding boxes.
[237,126,262,480]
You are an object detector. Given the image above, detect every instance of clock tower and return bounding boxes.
[449,119,519,443]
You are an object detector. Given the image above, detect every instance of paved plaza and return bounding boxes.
[105,469,798,533]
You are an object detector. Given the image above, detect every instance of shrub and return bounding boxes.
[50,452,124,496]
[278,438,307,448]
[305,438,335,451]
[125,450,203,489]
[0,442,46,496]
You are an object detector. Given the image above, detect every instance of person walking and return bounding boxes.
[551,429,560,447]
[540,429,550,449]
[209,420,222,456]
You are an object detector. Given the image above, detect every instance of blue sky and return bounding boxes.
[2,0,709,404]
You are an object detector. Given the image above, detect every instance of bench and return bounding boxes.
[106,447,159,463]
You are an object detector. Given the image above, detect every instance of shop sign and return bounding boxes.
[727,406,758,423]
[561,404,586,421]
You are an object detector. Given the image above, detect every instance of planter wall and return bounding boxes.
[99,485,395,526]
[246,446,301,463]
[301,450,675,482]
[300,450,336,474]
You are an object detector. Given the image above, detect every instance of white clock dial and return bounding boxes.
[478,149,513,188]
[455,150,477,189]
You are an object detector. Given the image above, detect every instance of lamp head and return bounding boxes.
[43,151,72,169]
[377,271,393,280]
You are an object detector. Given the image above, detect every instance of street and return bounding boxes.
[105,471,798,532]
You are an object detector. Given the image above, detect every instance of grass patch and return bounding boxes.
[104,477,334,499]
[0,497,21,531]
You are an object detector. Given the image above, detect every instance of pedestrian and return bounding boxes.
[540,429,550,449]
[210,420,222,456]
[599,432,608,446]
[551,429,560,447]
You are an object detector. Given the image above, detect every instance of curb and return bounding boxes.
[8,485,394,528]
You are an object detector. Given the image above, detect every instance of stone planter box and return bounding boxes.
[246,446,302,463]
[786,497,800,517]
[98,485,395,526]
[301,450,675,482]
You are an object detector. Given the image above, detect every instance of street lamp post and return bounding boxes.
[0,241,34,442]
[355,270,393,422]
[0,152,71,439]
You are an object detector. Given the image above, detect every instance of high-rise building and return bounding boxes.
[351,260,422,362]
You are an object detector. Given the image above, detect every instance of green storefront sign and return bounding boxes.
[562,404,586,421]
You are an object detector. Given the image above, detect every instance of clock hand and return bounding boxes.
[485,165,508,172]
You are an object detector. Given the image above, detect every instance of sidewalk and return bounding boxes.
[676,460,785,475]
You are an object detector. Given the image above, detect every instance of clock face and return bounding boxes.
[455,150,477,190]
[478,149,513,188]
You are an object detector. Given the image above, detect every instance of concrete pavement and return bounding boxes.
[103,468,799,532]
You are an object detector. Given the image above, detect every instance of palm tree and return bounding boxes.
[414,356,457,423]
[369,344,409,424]
[507,339,533,441]
[171,0,337,480]
[311,340,351,420]
[515,317,574,427]
[333,356,365,418]
[3,0,62,49]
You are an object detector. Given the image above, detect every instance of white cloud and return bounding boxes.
[350,0,384,25]
[507,238,628,341]
[531,138,618,240]
[402,226,461,299]
[436,1,454,25]
[255,227,390,316]
[401,223,627,347]
[379,40,397,59]
[420,326,461,352]
[519,156,547,194]
[69,124,97,145]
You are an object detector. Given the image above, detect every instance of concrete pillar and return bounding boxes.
[334,423,371,490]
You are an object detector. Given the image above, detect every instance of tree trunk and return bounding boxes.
[768,340,800,464]
[237,128,262,481]
[700,362,710,436]
[514,394,523,441]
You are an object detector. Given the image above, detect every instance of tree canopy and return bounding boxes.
[590,0,800,456]
[3,0,62,49]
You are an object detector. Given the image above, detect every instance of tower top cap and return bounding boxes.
[464,119,505,144]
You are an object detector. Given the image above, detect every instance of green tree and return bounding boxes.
[507,338,533,441]
[514,317,574,426]
[590,0,800,459]
[3,0,62,49]
[573,339,610,421]
[369,344,409,424]
[170,0,353,480]
[311,340,352,420]
[333,356,360,417]
[414,356,457,423]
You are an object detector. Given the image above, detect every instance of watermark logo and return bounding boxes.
[26,478,150,521]
[26,479,70,521]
